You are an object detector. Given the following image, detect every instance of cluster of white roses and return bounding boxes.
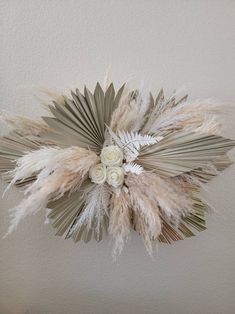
[89,145,125,188]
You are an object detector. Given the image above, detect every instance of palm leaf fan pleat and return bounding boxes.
[138,132,235,178]
[42,83,125,153]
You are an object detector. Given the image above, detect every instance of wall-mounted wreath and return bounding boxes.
[0,83,234,258]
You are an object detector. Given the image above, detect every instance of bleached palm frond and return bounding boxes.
[123,162,143,175]
[109,129,157,162]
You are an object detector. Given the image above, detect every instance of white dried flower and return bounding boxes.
[106,166,125,188]
[89,163,107,185]
[101,145,123,166]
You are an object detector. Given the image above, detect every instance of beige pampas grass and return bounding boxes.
[0,111,50,136]
[111,89,153,133]
[36,88,65,109]
[4,146,98,236]
[0,82,234,256]
[125,171,194,254]
[127,172,193,219]
[144,100,223,136]
[125,173,162,254]
[110,86,131,132]
[109,188,131,258]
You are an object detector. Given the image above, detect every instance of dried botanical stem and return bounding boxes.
[0,83,234,257]
[4,146,99,236]
[109,188,131,258]
[0,112,51,136]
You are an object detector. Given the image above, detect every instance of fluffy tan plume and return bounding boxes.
[125,172,194,254]
[36,88,65,109]
[109,86,131,132]
[125,173,161,254]
[0,112,51,136]
[4,146,99,236]
[109,188,131,259]
[110,87,153,133]
[143,100,223,136]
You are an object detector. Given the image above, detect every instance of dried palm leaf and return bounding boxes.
[138,131,235,177]
[0,83,234,258]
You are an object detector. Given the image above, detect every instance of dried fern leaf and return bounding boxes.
[110,129,157,162]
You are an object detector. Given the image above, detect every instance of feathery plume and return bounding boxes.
[71,184,111,240]
[109,188,131,258]
[0,111,50,136]
[0,83,234,256]
[125,171,196,253]
[145,100,222,136]
[4,146,98,235]
[125,173,162,254]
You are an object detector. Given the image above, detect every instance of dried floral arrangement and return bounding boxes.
[0,82,234,258]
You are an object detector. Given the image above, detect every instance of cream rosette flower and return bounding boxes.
[106,166,125,188]
[101,145,123,166]
[89,163,107,184]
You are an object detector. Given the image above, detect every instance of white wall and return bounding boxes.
[0,1,235,313]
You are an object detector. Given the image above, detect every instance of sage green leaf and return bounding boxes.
[139,132,235,177]
[104,83,115,125]
[159,197,208,243]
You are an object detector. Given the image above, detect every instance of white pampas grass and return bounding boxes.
[1,82,234,257]
[4,146,99,236]
[109,188,131,259]
[71,184,111,240]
